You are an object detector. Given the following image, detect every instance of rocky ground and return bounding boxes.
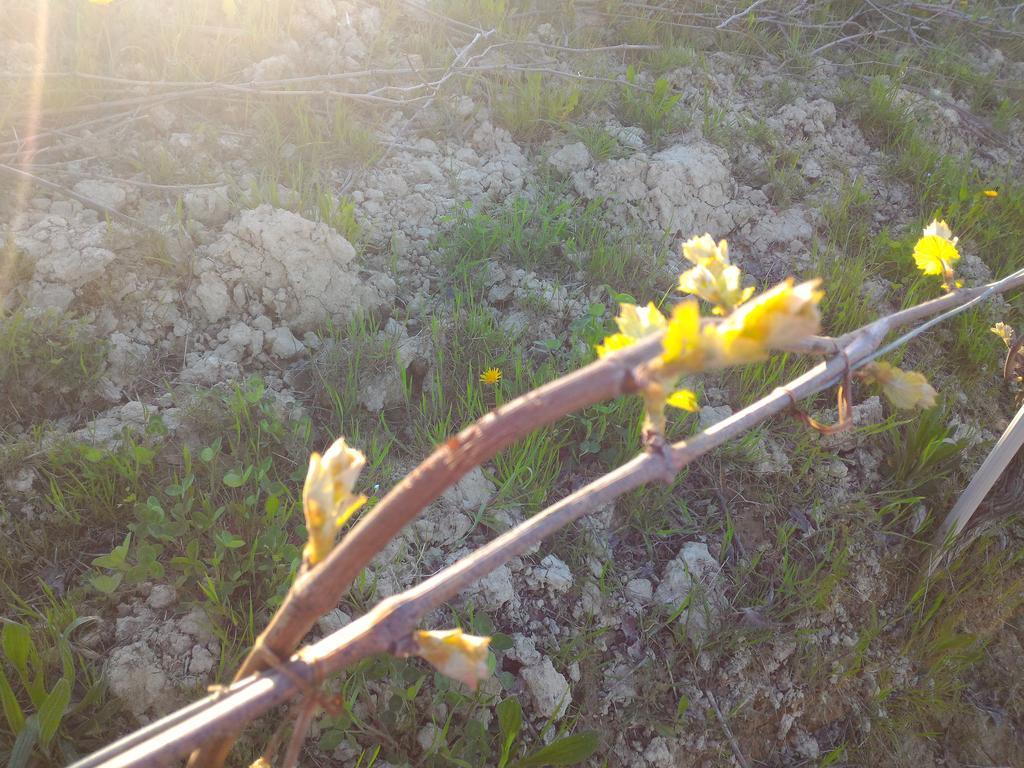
[2,2,1024,766]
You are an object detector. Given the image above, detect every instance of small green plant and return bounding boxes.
[882,405,966,493]
[316,192,362,243]
[0,310,107,425]
[570,125,622,162]
[492,73,581,142]
[492,697,598,767]
[765,147,806,207]
[0,592,113,765]
[619,65,684,146]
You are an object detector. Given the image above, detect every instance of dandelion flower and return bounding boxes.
[983,189,999,198]
[861,361,937,410]
[414,629,491,690]
[480,368,502,385]
[303,438,367,565]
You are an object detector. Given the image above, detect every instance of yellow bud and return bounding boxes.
[678,235,752,315]
[861,361,937,410]
[303,438,367,565]
[414,629,491,690]
[992,322,1015,348]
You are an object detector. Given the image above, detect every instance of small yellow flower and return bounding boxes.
[983,189,999,198]
[677,235,754,315]
[480,368,502,385]
[714,279,823,365]
[303,438,367,565]
[861,361,937,410]
[414,629,491,690]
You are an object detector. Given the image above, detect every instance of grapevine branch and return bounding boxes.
[68,266,1024,768]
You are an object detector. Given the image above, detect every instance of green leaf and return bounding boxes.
[496,697,522,767]
[0,666,25,734]
[222,469,245,488]
[81,446,106,463]
[37,678,71,749]
[514,732,599,767]
[1,623,32,677]
[89,573,123,595]
[214,530,245,549]
[676,694,690,720]
[92,533,131,570]
[264,494,280,516]
[8,714,39,768]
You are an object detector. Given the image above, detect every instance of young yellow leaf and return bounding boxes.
[861,361,938,410]
[615,301,666,338]
[991,322,1015,348]
[662,300,703,366]
[913,234,960,276]
[715,278,823,365]
[922,219,956,242]
[677,235,753,315]
[414,629,491,690]
[596,332,634,358]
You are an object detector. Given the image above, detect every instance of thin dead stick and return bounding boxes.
[928,402,1024,575]
[707,691,751,768]
[340,27,495,196]
[0,163,151,229]
[717,0,773,29]
[76,269,1020,768]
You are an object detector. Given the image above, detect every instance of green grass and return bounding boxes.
[0,310,108,427]
[0,589,119,765]
[437,186,670,299]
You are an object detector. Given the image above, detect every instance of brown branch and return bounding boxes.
[71,267,1024,768]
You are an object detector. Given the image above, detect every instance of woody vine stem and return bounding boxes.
[72,233,1024,768]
